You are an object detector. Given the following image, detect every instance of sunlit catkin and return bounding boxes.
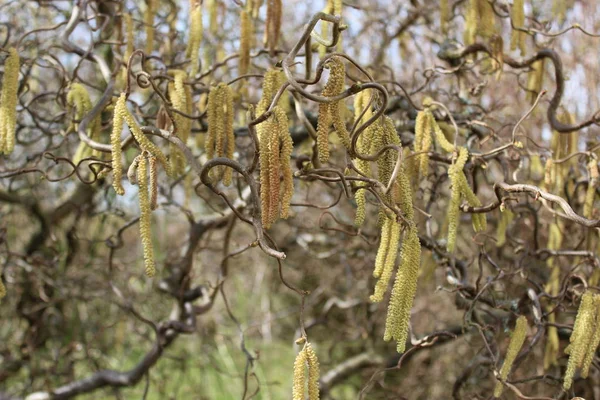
[292,347,307,400]
[316,57,350,163]
[0,48,19,154]
[353,89,374,227]
[239,10,252,77]
[440,0,449,35]
[111,95,126,195]
[305,343,320,400]
[137,154,156,277]
[186,1,203,77]
[493,316,528,398]
[581,294,600,378]
[370,217,401,302]
[564,292,596,389]
[511,0,526,55]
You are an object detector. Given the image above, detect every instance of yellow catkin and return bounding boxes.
[111,95,126,195]
[353,89,374,227]
[552,0,567,25]
[493,316,528,398]
[120,13,134,86]
[239,10,252,77]
[463,0,477,46]
[187,2,203,77]
[440,0,449,35]
[208,0,218,34]
[144,0,155,55]
[564,292,596,390]
[205,83,234,184]
[370,217,401,302]
[384,225,421,352]
[149,155,158,210]
[292,347,307,400]
[265,0,282,56]
[278,109,294,219]
[258,106,291,227]
[0,277,6,299]
[446,148,468,252]
[581,294,600,378]
[0,48,19,154]
[413,110,431,180]
[316,57,350,163]
[527,60,545,105]
[168,71,190,176]
[305,343,320,400]
[584,160,598,219]
[256,69,288,142]
[68,83,101,164]
[511,0,526,55]
[137,154,156,277]
[495,208,514,247]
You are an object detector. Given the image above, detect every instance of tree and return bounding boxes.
[1,0,599,398]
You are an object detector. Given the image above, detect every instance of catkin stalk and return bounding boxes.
[137,154,156,277]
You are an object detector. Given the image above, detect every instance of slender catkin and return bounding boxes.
[0,48,20,154]
[205,83,235,184]
[239,10,252,76]
[187,1,203,77]
[111,95,126,195]
[120,13,134,87]
[292,348,307,400]
[581,294,600,378]
[440,0,449,35]
[137,154,156,277]
[316,57,350,163]
[446,148,468,252]
[353,89,374,227]
[584,159,598,219]
[0,277,6,300]
[68,83,101,164]
[305,343,320,400]
[384,225,421,352]
[370,217,401,302]
[278,109,294,219]
[148,155,158,210]
[265,0,282,56]
[511,0,526,55]
[168,71,190,176]
[527,60,545,105]
[564,292,596,389]
[493,316,528,398]
[495,208,514,247]
[144,0,155,54]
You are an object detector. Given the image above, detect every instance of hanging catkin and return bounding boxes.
[353,89,374,227]
[265,0,282,56]
[186,1,203,77]
[511,0,526,55]
[0,48,19,155]
[316,56,351,163]
[239,10,252,77]
[564,292,597,389]
[168,71,191,176]
[493,316,528,397]
[137,153,156,277]
[292,342,320,400]
[205,83,235,184]
[68,83,101,164]
[144,0,155,54]
[259,106,293,228]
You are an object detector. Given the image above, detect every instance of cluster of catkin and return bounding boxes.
[563,292,600,389]
[112,94,169,277]
[365,115,422,353]
[206,83,235,185]
[493,316,528,398]
[168,71,192,176]
[316,57,351,163]
[463,0,496,46]
[0,48,19,155]
[259,106,293,229]
[414,105,486,252]
[292,342,320,400]
[67,83,101,164]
